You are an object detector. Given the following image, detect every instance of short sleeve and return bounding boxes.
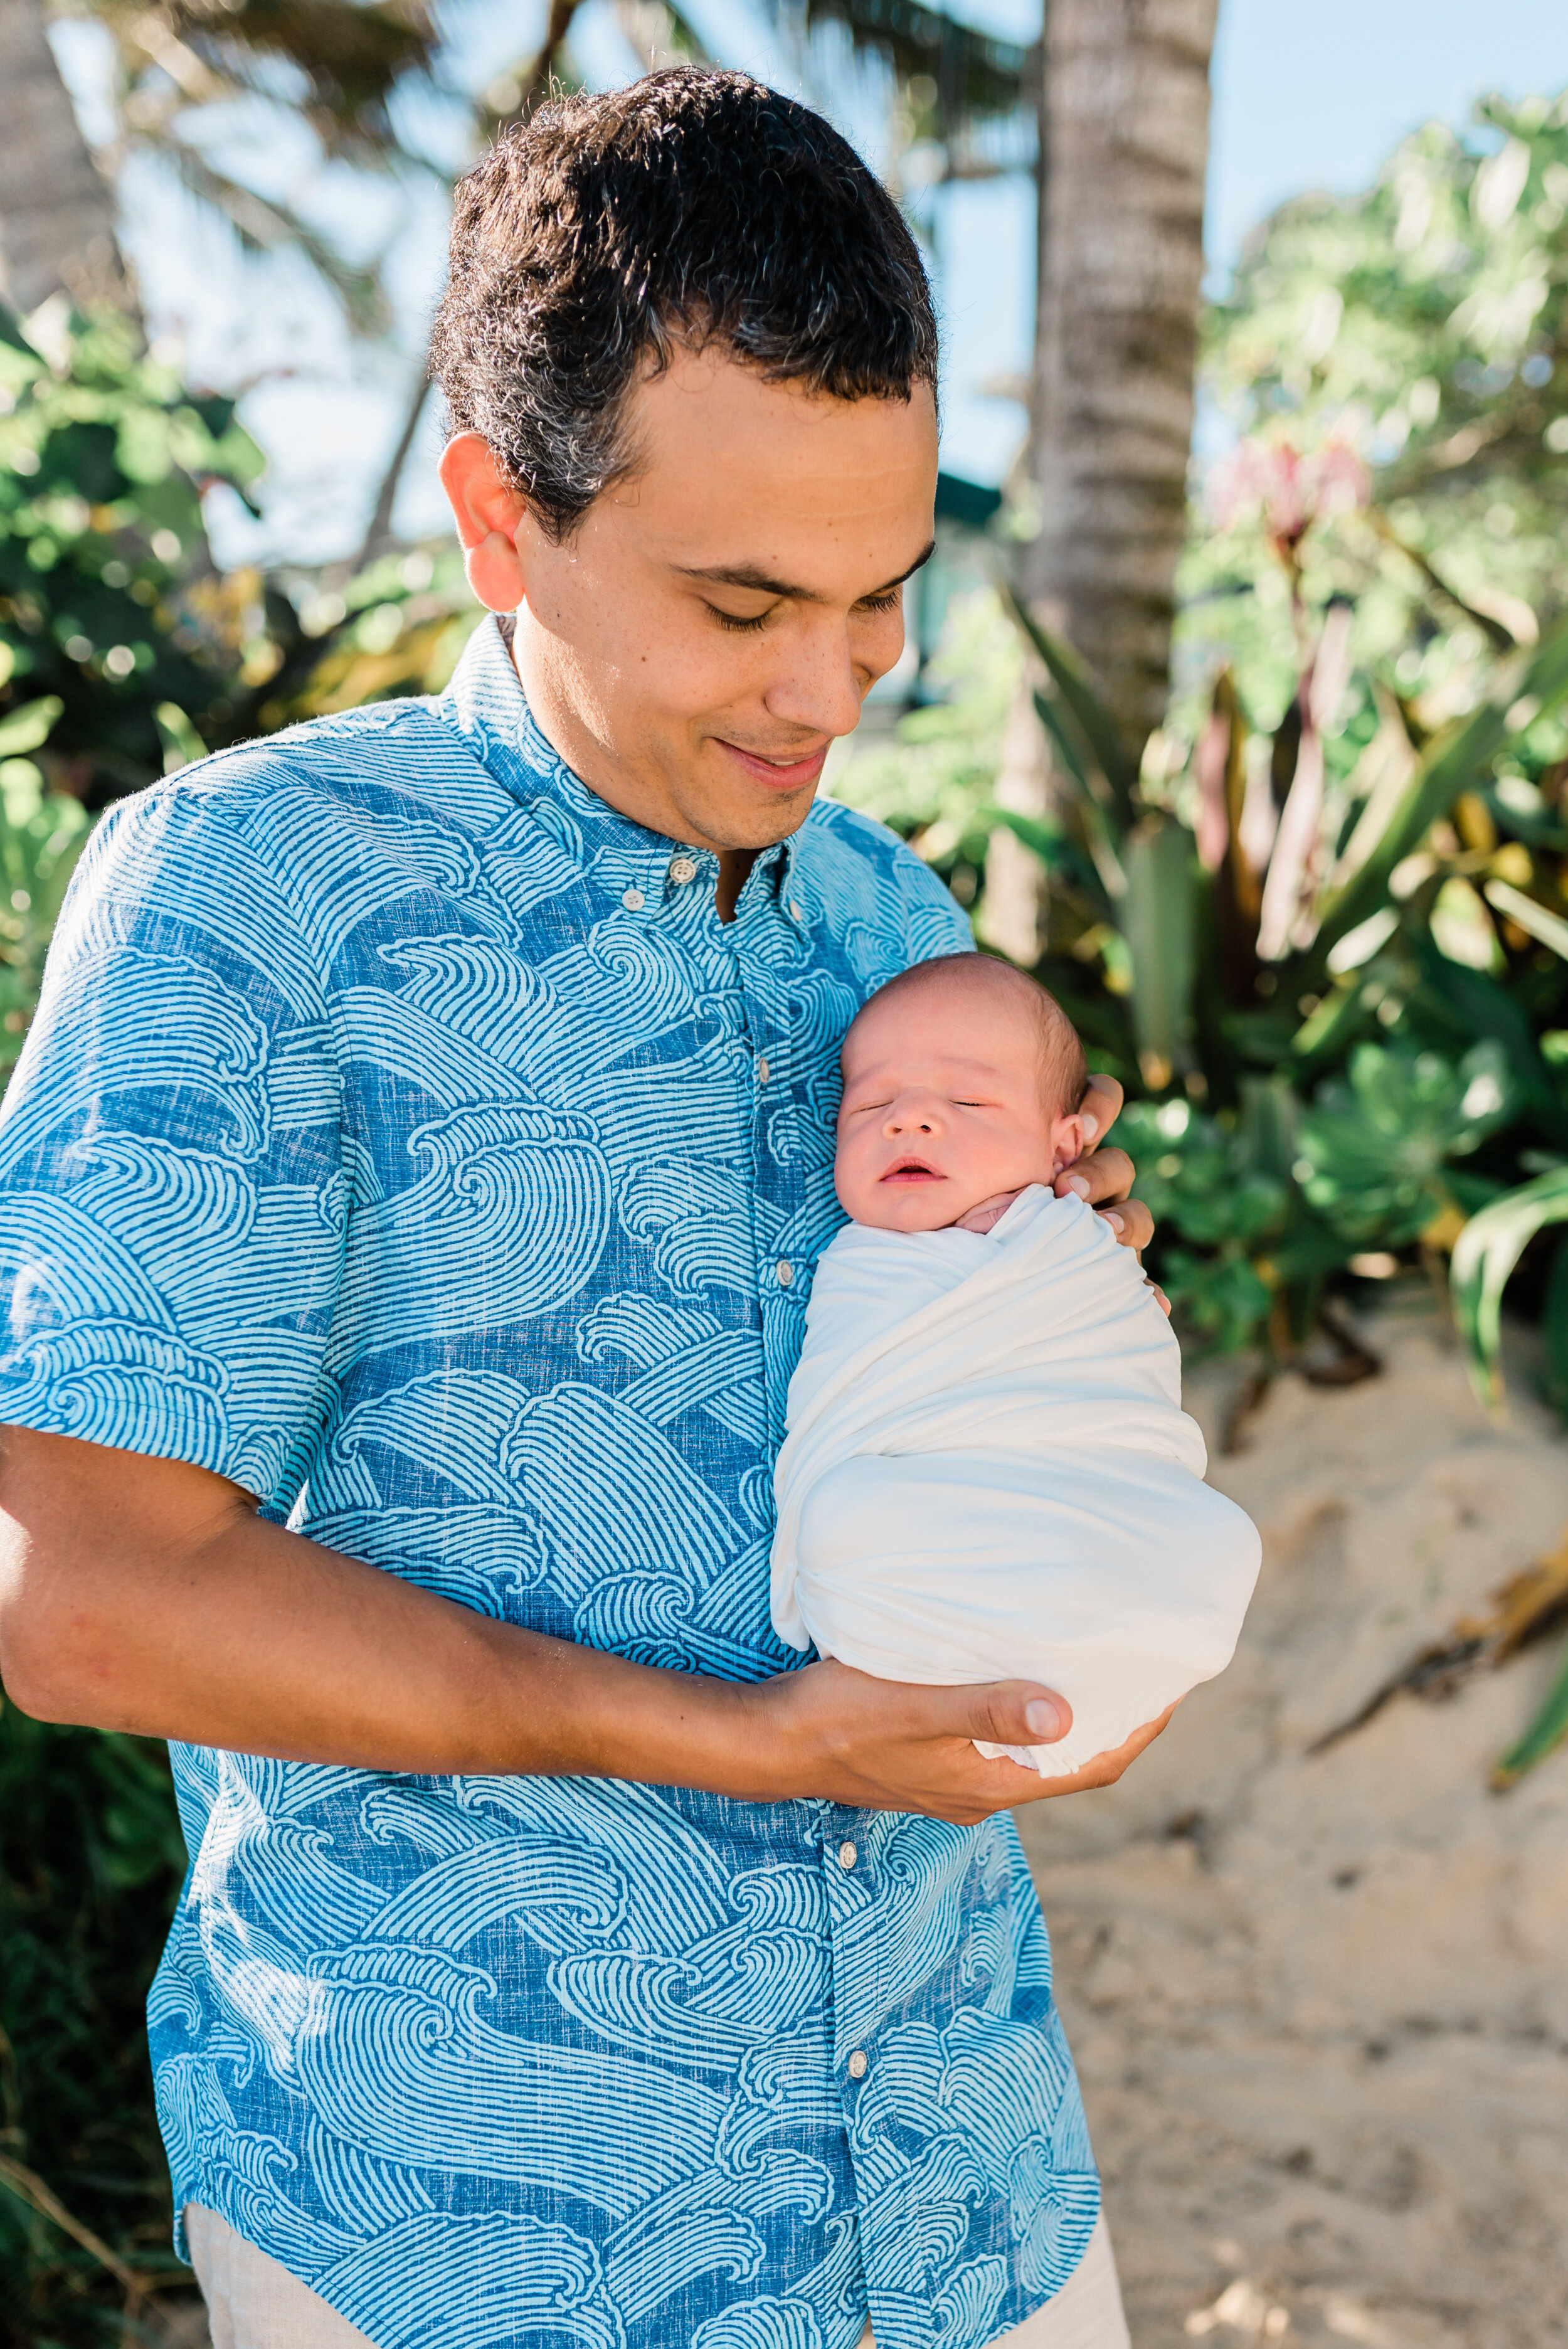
[0,777,347,1505]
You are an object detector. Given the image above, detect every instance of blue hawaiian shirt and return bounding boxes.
[0,617,1099,2349]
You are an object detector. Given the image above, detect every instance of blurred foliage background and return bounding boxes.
[840,92,1568,1415]
[4,73,1568,2349]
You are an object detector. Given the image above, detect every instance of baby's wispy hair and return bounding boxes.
[845,953,1088,1118]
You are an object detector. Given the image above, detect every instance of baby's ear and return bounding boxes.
[1051,1111,1088,1175]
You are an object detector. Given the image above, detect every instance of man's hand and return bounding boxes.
[741,1659,1177,1823]
[0,1424,1172,1821]
[1054,1069,1168,1312]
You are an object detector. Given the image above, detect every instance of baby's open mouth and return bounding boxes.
[881,1157,943,1184]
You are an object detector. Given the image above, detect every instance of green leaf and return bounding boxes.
[0,697,63,757]
[1000,585,1141,830]
[1493,1638,1568,1788]
[1483,876,1568,960]
[1123,817,1197,1079]
[1450,1166,1568,1411]
[1300,614,1568,985]
[153,703,206,775]
[1545,1234,1568,1422]
[1298,1039,1517,1246]
[1411,946,1568,1147]
[984,805,1110,916]
[1029,684,1095,800]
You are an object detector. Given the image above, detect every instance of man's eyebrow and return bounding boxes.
[675,539,937,605]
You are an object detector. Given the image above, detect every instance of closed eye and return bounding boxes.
[857,588,902,615]
[707,602,776,635]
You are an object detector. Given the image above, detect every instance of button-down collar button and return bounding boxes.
[789,899,804,922]
[668,855,697,886]
[837,1840,857,1870]
[775,1258,793,1288]
[621,887,645,912]
[756,1056,770,1086]
[847,2049,868,2079]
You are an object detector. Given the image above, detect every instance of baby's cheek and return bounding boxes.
[832,1148,862,1221]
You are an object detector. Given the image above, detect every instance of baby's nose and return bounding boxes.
[886,1100,939,1133]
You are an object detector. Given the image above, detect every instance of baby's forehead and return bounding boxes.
[842,977,1042,1069]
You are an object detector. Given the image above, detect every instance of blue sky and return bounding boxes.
[1207,0,1568,268]
[73,0,1568,564]
[938,0,1568,490]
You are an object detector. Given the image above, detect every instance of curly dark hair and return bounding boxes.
[428,68,938,539]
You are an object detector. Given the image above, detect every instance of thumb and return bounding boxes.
[961,1680,1073,1751]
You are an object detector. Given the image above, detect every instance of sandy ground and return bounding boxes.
[1018,1297,1568,2349]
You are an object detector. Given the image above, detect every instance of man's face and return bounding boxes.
[441,346,938,855]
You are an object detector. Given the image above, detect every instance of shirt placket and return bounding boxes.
[723,857,931,2349]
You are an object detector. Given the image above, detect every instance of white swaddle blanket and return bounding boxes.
[771,1184,1261,1778]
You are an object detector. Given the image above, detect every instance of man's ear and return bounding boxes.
[438,433,531,613]
[1051,1111,1088,1174]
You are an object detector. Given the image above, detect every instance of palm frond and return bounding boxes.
[799,0,1029,141]
[168,0,438,151]
[163,146,392,334]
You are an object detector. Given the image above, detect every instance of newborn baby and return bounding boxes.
[770,952,1261,1779]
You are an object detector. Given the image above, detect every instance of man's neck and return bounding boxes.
[714,850,756,923]
[499,610,760,925]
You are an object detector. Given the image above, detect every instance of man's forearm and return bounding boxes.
[0,1423,1164,1823]
[0,1426,768,1788]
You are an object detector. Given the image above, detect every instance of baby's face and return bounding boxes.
[835,985,1084,1233]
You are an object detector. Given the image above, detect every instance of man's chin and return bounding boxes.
[680,783,821,856]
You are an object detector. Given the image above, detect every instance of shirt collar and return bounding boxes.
[432,614,802,918]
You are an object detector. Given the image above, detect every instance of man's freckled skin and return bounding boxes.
[440,343,939,872]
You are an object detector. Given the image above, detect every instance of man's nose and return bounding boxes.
[765,617,873,742]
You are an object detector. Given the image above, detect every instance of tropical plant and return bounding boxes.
[999,551,1568,1352]
[0,301,266,798]
[0,299,484,809]
[1,1707,191,2346]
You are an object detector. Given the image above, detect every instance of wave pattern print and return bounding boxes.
[0,618,1102,2349]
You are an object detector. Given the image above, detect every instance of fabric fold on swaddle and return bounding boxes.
[771,1185,1261,1778]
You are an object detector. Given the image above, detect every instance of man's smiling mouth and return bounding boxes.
[715,738,829,792]
[880,1157,943,1184]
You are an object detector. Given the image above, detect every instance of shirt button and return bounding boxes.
[756,1056,770,1085]
[837,1840,857,1870]
[668,855,697,886]
[847,2049,869,2079]
[789,899,804,922]
[621,888,645,911]
[775,1259,793,1288]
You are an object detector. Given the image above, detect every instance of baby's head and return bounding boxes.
[835,954,1088,1234]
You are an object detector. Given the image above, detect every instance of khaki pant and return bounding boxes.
[187,2202,1130,2349]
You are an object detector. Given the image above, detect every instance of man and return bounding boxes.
[0,70,1164,2349]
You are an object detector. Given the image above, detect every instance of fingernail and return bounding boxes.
[1064,1175,1091,1198]
[1081,1113,1098,1140]
[1025,1699,1062,1741]
[1104,1209,1125,1231]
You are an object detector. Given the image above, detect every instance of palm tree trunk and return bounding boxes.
[1027,0,1217,746]
[0,0,130,317]
[985,0,1216,965]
